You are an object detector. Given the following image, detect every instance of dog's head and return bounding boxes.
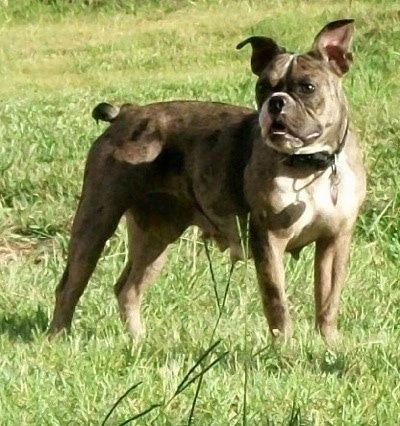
[237,19,354,155]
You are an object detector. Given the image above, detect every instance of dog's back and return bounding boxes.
[90,101,257,212]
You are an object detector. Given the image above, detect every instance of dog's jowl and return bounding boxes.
[49,20,365,343]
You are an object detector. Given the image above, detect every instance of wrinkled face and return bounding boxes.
[256,52,347,155]
[237,19,355,155]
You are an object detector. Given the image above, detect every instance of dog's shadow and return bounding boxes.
[0,306,48,342]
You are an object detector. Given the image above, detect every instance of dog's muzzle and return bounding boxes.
[259,93,322,152]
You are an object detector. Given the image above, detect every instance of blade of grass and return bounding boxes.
[204,240,221,309]
[187,250,235,424]
[101,382,143,426]
[116,404,161,426]
[172,339,222,397]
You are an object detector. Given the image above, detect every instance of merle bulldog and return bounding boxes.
[49,19,365,343]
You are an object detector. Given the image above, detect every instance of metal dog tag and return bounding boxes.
[330,160,340,205]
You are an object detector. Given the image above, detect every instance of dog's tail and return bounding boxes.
[91,102,121,123]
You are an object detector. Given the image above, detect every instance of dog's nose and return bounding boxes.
[268,96,286,115]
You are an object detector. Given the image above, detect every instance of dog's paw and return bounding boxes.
[125,316,146,340]
[270,323,293,342]
[321,327,340,346]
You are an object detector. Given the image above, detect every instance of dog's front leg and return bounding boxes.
[314,233,352,343]
[250,224,292,339]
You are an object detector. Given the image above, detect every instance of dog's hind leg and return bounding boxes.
[114,208,185,338]
[114,211,168,337]
[48,161,129,335]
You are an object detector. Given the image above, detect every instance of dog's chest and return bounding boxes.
[270,172,332,219]
[264,162,361,248]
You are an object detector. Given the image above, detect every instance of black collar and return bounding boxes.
[283,122,349,171]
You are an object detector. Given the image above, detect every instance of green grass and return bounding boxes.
[0,0,399,424]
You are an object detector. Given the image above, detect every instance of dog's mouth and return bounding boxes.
[270,120,287,136]
[268,119,321,147]
[269,119,303,146]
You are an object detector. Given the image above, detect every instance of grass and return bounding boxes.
[0,0,399,424]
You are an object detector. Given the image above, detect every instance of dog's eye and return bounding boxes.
[299,82,315,94]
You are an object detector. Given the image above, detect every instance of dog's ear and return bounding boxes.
[312,19,355,75]
[236,36,284,76]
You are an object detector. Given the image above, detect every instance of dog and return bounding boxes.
[48,19,365,343]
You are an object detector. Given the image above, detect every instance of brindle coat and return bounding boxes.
[49,20,366,343]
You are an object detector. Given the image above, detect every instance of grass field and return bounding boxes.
[0,0,399,424]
